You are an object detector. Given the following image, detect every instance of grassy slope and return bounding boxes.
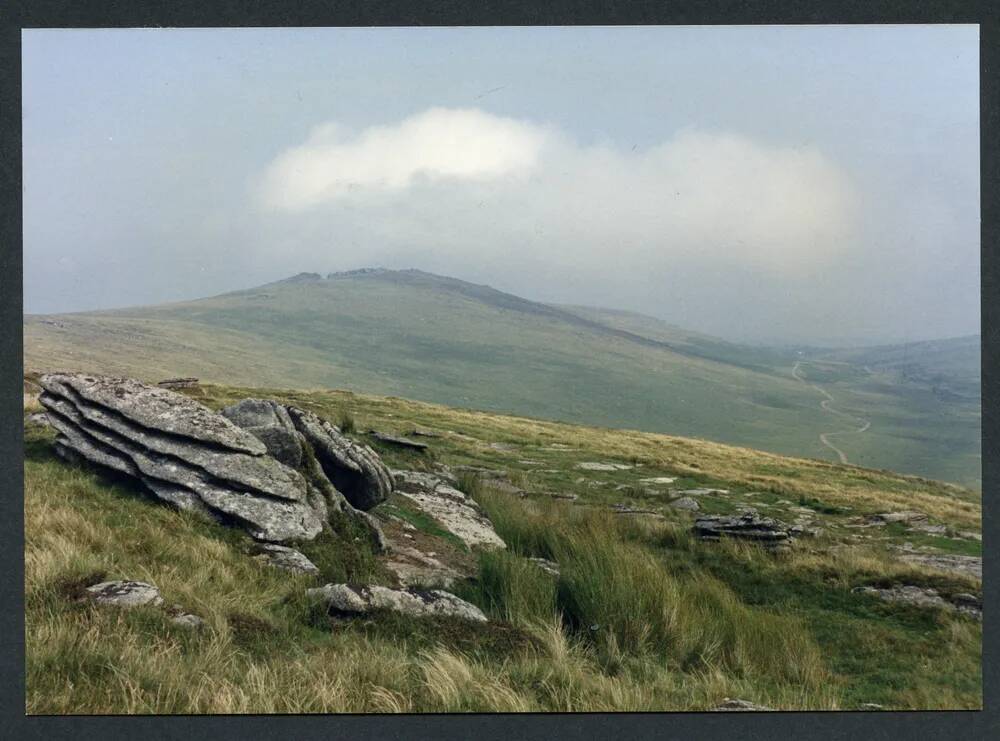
[24,270,981,487]
[24,382,981,712]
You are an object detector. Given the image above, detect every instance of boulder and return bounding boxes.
[85,580,163,608]
[693,509,791,549]
[39,374,324,542]
[392,470,506,550]
[307,583,487,622]
[221,399,393,513]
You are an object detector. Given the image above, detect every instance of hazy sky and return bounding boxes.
[22,26,980,345]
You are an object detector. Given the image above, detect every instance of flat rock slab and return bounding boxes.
[639,477,677,485]
[693,509,791,549]
[384,544,462,589]
[86,580,164,608]
[675,488,729,496]
[307,583,487,622]
[392,470,506,550]
[866,511,928,525]
[575,462,634,471]
[40,374,265,455]
[370,432,429,451]
[254,544,320,575]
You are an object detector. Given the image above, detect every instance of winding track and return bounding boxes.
[792,361,871,464]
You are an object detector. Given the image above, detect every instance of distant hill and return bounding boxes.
[23,268,981,487]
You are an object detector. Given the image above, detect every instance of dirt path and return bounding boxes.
[792,361,871,464]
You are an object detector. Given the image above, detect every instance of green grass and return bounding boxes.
[24,268,981,487]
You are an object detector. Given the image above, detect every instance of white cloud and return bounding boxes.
[256,107,858,277]
[260,107,549,210]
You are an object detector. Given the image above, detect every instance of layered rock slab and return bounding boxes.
[39,374,324,542]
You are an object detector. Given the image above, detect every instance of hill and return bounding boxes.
[23,380,982,712]
[23,269,981,487]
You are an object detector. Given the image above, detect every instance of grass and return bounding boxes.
[23,268,981,487]
[24,380,981,712]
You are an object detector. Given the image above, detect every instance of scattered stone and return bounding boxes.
[710,698,774,712]
[852,585,981,620]
[859,703,886,711]
[897,552,982,579]
[171,613,205,629]
[575,462,633,471]
[254,544,320,576]
[85,580,163,608]
[693,509,791,549]
[307,583,488,622]
[392,470,506,550]
[409,427,443,438]
[908,522,947,535]
[675,488,729,496]
[528,557,560,577]
[866,511,928,526]
[156,377,199,389]
[489,442,517,451]
[610,503,665,518]
[669,496,700,511]
[639,477,677,485]
[370,431,429,451]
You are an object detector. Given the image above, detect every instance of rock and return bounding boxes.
[307,584,487,623]
[610,503,664,518]
[254,544,320,575]
[489,442,517,451]
[156,377,199,389]
[370,431,429,451]
[384,544,462,589]
[710,698,773,712]
[410,427,443,438]
[171,613,205,629]
[859,703,886,711]
[669,496,700,511]
[26,412,50,427]
[39,375,324,542]
[909,523,947,535]
[85,580,163,608]
[392,470,506,550]
[528,557,560,577]
[897,552,982,579]
[575,462,633,471]
[545,492,578,502]
[852,585,981,620]
[693,509,791,549]
[639,477,677,485]
[866,511,928,525]
[675,488,729,496]
[223,399,392,511]
[42,374,265,455]
[951,592,982,608]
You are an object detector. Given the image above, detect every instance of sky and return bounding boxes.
[22,25,980,346]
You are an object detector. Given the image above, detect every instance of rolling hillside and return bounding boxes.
[23,268,981,487]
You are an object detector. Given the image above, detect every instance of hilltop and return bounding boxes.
[23,268,981,487]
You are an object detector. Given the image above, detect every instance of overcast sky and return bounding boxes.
[22,26,979,345]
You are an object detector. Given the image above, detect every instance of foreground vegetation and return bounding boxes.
[24,381,981,712]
